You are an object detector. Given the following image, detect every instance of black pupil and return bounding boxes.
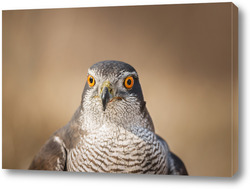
[127,79,131,85]
[89,77,93,83]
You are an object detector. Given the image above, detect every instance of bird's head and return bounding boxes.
[81,60,146,130]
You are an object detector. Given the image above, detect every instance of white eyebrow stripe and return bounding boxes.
[120,71,138,78]
[88,69,96,76]
[88,69,100,79]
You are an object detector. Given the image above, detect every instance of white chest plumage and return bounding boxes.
[67,125,168,174]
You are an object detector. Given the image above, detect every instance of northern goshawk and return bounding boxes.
[29,60,188,175]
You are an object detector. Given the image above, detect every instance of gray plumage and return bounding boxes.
[29,60,188,175]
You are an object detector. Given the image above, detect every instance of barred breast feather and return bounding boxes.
[67,125,168,174]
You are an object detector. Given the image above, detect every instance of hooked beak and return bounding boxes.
[100,81,113,111]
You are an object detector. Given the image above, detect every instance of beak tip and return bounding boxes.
[101,86,111,111]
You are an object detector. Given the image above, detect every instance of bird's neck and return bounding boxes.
[76,100,155,134]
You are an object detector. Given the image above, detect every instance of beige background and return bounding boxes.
[2,3,237,176]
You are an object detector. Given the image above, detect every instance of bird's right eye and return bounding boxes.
[87,75,95,87]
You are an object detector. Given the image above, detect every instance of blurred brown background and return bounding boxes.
[2,3,237,176]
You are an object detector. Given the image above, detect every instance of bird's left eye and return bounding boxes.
[87,75,95,87]
[124,76,134,89]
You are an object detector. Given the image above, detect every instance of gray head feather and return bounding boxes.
[80,60,152,132]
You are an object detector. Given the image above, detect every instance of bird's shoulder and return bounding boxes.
[29,107,84,170]
[28,132,67,170]
[156,134,188,175]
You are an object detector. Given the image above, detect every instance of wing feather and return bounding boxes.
[29,135,67,171]
[156,134,188,175]
[29,106,83,171]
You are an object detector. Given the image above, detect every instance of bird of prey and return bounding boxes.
[29,60,188,175]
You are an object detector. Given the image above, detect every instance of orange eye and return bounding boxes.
[124,76,134,89]
[87,75,95,87]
